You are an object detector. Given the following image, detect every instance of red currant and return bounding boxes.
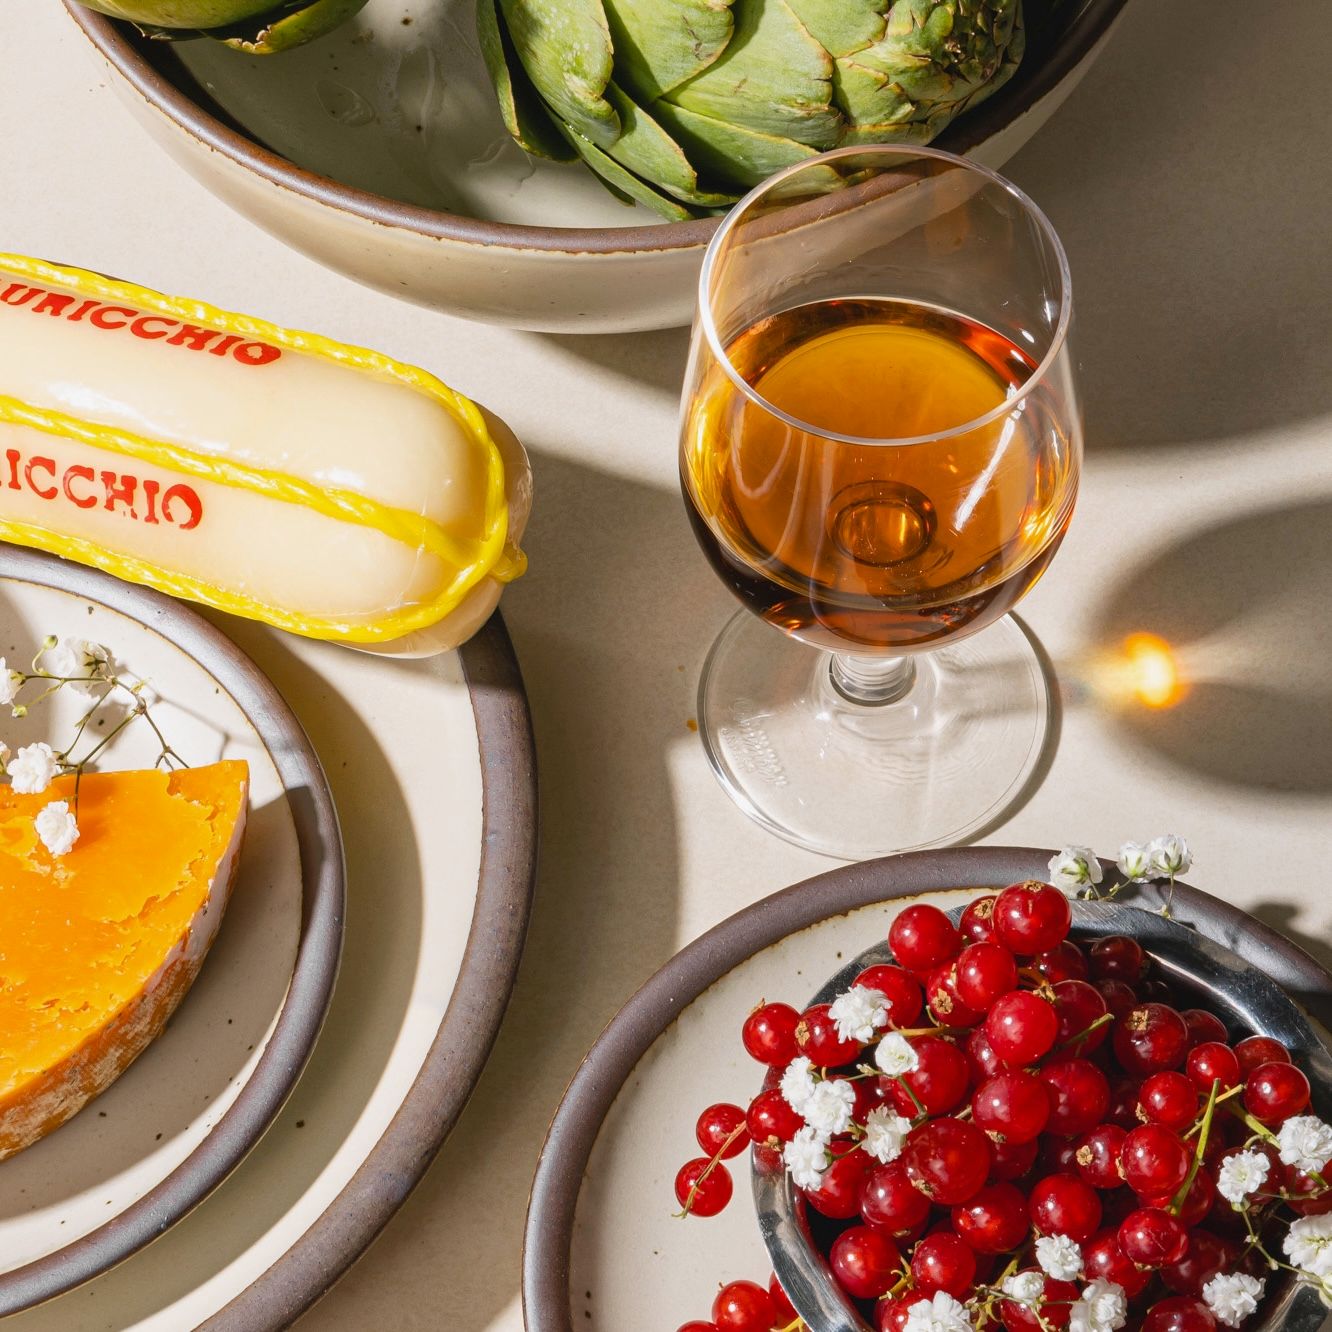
[876,1298,914,1332]
[855,965,924,1029]
[1095,978,1139,1018]
[1118,1206,1189,1268]
[887,1035,970,1117]
[926,964,986,1027]
[1037,1134,1080,1175]
[910,1230,977,1297]
[1245,1060,1311,1124]
[986,991,1059,1065]
[889,904,962,972]
[993,880,1072,956]
[742,1002,800,1066]
[1162,1229,1238,1298]
[960,894,998,944]
[1113,1003,1189,1076]
[989,1136,1040,1182]
[1137,1071,1199,1131]
[998,1273,1078,1331]
[1030,1172,1102,1241]
[767,1275,797,1322]
[1145,1167,1214,1228]
[696,1103,749,1159]
[1088,934,1146,983]
[803,1146,872,1218]
[955,941,1020,1010]
[903,1118,992,1205]
[1074,1124,1128,1190]
[795,1003,861,1067]
[966,1026,1006,1084]
[972,1071,1051,1145]
[677,1323,717,1332]
[1033,940,1089,984]
[1040,1059,1110,1137]
[1082,1228,1152,1297]
[1107,1077,1144,1130]
[1234,1034,1291,1076]
[1185,1042,1241,1095]
[829,1225,900,1300]
[746,1089,803,1148]
[951,1181,1029,1253]
[711,1280,776,1332]
[1120,1124,1191,1196]
[1141,1297,1217,1332]
[861,1159,931,1235]
[1051,979,1110,1053]
[675,1158,733,1217]
[1180,1009,1228,1048]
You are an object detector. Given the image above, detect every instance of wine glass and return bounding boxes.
[679,145,1081,858]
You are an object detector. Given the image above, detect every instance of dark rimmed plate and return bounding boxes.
[523,848,1332,1331]
[0,543,344,1315]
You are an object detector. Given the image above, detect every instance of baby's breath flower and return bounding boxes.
[1116,841,1153,882]
[803,1079,854,1138]
[1286,1212,1332,1278]
[1049,846,1102,891]
[1202,1272,1264,1327]
[41,638,82,679]
[9,742,59,795]
[1036,1233,1083,1282]
[1069,1278,1127,1332]
[0,660,18,708]
[1217,1150,1271,1207]
[779,1056,818,1114]
[1148,834,1191,876]
[1277,1116,1332,1175]
[862,1107,912,1164]
[829,985,888,1043]
[903,1291,971,1332]
[35,801,79,856]
[875,1031,919,1077]
[1002,1270,1045,1306]
[783,1127,830,1191]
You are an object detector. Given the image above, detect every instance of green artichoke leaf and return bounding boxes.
[555,124,709,221]
[215,0,369,53]
[649,99,819,192]
[602,83,737,207]
[499,0,621,151]
[601,0,735,101]
[670,0,841,151]
[477,0,575,160]
[77,0,274,25]
[784,0,886,60]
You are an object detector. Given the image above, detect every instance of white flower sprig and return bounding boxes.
[1036,1233,1083,1282]
[1203,1272,1265,1327]
[0,635,185,858]
[1218,1149,1272,1208]
[1053,833,1195,917]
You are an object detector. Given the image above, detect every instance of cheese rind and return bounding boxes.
[0,762,249,1159]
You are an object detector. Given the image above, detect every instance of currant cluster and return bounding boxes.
[673,882,1331,1332]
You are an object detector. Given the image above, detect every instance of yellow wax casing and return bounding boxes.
[0,254,530,655]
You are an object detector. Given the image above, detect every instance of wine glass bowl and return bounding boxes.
[679,147,1081,858]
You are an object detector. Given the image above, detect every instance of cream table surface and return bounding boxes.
[3,1,1332,1328]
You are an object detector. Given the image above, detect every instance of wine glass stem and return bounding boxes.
[829,652,917,707]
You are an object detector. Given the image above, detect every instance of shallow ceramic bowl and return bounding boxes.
[65,0,1129,333]
[754,895,1332,1332]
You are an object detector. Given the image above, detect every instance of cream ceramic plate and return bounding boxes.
[0,545,342,1316]
[0,562,534,1329]
[524,849,1332,1332]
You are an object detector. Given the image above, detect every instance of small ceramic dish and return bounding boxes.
[523,848,1332,1332]
[0,544,344,1316]
[64,0,1130,332]
[754,898,1332,1332]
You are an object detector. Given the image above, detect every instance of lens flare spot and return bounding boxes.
[1121,633,1187,709]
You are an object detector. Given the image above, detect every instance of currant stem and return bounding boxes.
[1171,1078,1218,1213]
[676,1123,747,1219]
[1054,1011,1114,1053]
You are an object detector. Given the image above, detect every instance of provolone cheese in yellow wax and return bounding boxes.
[0,762,248,1158]
[0,255,530,654]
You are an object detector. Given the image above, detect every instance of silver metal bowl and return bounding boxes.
[754,893,1332,1332]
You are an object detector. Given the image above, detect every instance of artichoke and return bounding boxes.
[75,0,370,54]
[479,0,1025,219]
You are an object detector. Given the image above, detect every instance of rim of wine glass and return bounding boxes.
[696,143,1074,449]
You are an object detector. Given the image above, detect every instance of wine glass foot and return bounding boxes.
[696,610,1051,860]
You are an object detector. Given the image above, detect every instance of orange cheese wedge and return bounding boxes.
[0,760,249,1158]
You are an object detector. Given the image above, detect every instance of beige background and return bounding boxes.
[3,0,1332,1328]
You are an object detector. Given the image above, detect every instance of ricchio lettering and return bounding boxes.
[0,283,282,367]
[4,445,203,531]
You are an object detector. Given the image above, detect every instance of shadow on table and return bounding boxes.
[1007,0,1332,452]
[532,326,692,399]
[1095,494,1332,794]
[303,450,726,1329]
